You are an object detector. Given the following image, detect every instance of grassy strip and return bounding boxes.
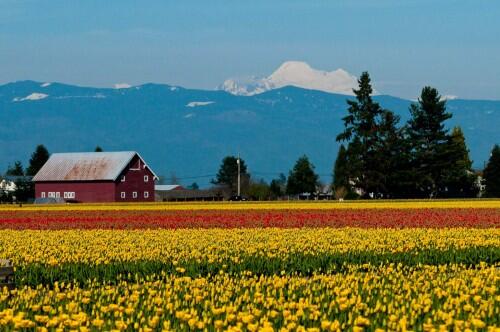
[14,246,499,286]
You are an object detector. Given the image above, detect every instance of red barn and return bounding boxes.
[33,151,158,203]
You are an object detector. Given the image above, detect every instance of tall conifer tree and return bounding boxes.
[484,145,500,197]
[332,145,349,191]
[6,161,24,176]
[336,72,397,197]
[376,110,412,197]
[26,145,50,176]
[406,87,452,197]
[441,127,477,197]
[286,155,319,196]
[212,156,249,195]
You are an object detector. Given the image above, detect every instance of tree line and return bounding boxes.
[334,72,481,199]
[212,72,500,200]
[210,141,500,200]
[210,155,320,200]
[332,72,500,199]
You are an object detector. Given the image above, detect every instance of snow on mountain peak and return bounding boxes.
[114,83,131,89]
[13,93,49,102]
[220,61,361,96]
[220,76,272,96]
[186,101,215,107]
[273,60,313,74]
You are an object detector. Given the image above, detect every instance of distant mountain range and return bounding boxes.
[1,77,499,187]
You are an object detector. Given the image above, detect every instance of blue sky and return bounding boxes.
[1,0,499,99]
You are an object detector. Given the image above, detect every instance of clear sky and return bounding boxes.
[1,0,499,99]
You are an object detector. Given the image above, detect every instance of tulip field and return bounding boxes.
[0,201,499,331]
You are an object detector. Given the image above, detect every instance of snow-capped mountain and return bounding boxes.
[219,77,273,96]
[220,61,360,96]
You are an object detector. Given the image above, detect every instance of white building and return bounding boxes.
[0,179,17,193]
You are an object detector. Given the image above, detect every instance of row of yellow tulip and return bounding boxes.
[1,228,498,285]
[1,228,498,267]
[1,200,500,211]
[0,264,498,331]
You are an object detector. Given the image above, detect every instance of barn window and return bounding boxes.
[41,192,46,198]
[144,191,149,198]
[55,192,60,198]
[64,192,68,199]
[133,192,138,198]
[121,175,126,182]
[121,192,126,199]
[144,175,149,182]
[68,192,75,199]
[48,192,55,198]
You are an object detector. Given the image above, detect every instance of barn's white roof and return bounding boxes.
[155,184,183,191]
[33,151,157,182]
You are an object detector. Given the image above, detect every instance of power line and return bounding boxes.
[161,174,217,180]
[250,171,332,178]
[161,171,332,182]
[252,171,284,176]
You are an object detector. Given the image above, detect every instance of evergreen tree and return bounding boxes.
[26,145,49,176]
[336,71,390,197]
[6,161,24,176]
[188,182,199,190]
[286,155,319,196]
[13,178,33,202]
[212,156,249,194]
[269,173,286,199]
[6,161,33,202]
[344,137,363,189]
[484,145,500,197]
[441,127,477,197]
[376,111,415,198]
[95,146,103,152]
[406,87,452,197]
[386,127,415,198]
[247,179,270,201]
[332,145,349,191]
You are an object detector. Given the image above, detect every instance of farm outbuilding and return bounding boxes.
[155,184,185,192]
[33,151,158,203]
[155,185,224,202]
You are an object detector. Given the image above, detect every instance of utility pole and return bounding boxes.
[237,153,241,197]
